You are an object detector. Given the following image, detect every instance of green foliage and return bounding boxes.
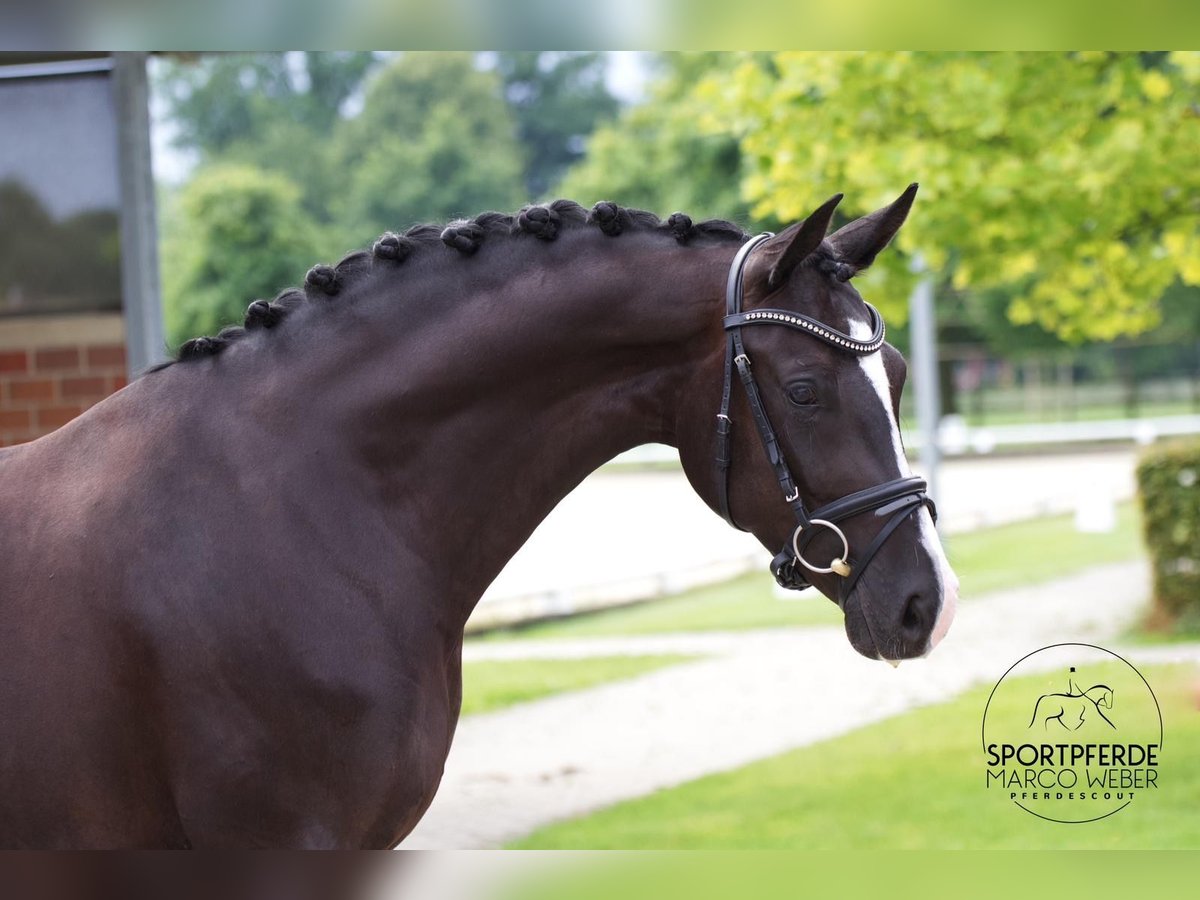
[1136,439,1200,626]
[157,52,376,155]
[706,51,1200,339]
[158,53,378,229]
[493,52,619,197]
[332,53,526,247]
[156,53,546,341]
[558,54,758,225]
[162,165,320,347]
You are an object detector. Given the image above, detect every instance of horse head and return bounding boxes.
[678,187,958,663]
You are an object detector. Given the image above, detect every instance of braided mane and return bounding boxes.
[156,199,753,371]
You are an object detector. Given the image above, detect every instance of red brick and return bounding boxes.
[34,346,80,371]
[61,376,108,399]
[7,378,56,402]
[0,351,28,374]
[35,405,82,431]
[0,409,31,430]
[109,374,129,392]
[86,344,126,370]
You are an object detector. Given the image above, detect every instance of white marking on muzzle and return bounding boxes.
[849,316,959,658]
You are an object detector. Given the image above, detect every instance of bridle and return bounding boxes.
[715,232,937,604]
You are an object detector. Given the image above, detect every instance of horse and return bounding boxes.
[0,189,957,848]
[1029,684,1116,731]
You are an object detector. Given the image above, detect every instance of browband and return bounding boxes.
[723,302,886,355]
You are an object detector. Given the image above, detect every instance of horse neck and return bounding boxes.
[257,234,735,625]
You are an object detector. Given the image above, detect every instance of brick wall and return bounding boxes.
[0,314,127,447]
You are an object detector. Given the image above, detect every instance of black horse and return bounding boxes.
[0,190,956,848]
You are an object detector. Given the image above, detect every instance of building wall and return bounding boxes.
[0,312,127,447]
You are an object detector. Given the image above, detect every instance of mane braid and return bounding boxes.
[152,199,749,372]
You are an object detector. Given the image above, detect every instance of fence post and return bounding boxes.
[112,52,165,377]
[909,254,941,513]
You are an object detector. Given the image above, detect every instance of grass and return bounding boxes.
[459,655,696,716]
[477,571,844,640]
[477,503,1144,640]
[941,501,1142,596]
[512,663,1199,849]
[950,399,1199,428]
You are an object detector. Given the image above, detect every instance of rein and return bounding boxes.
[715,233,936,604]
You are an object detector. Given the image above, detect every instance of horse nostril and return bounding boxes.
[901,592,926,635]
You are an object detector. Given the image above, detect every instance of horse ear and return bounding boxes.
[755,193,843,291]
[827,183,918,275]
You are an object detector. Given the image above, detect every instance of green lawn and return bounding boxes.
[512,664,1198,849]
[951,400,1198,427]
[477,503,1143,640]
[943,501,1141,596]
[460,655,696,716]
[477,571,844,640]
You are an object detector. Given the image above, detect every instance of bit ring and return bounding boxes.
[791,518,852,577]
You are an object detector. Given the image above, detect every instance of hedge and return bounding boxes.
[1136,439,1200,626]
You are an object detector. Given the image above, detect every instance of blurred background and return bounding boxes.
[0,51,1197,852]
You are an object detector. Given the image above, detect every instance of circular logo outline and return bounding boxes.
[981,642,1163,824]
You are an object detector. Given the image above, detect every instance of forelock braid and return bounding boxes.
[816,254,856,282]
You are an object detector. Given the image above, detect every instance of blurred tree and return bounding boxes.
[705,51,1200,340]
[491,52,619,198]
[162,165,320,347]
[558,54,760,226]
[157,52,379,227]
[158,52,377,154]
[332,54,526,247]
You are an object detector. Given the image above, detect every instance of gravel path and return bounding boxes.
[404,560,1189,849]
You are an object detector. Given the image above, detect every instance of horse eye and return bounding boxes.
[787,384,818,406]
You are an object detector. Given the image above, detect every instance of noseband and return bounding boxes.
[715,233,937,603]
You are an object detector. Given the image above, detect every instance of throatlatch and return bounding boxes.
[714,233,936,602]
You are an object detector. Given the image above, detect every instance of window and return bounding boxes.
[0,64,122,317]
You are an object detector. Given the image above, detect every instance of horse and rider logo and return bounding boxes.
[1028,667,1116,731]
[982,643,1162,824]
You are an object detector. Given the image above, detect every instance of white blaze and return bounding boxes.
[849,317,958,655]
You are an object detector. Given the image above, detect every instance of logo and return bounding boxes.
[982,643,1162,823]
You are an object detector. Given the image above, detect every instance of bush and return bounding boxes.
[1136,439,1200,628]
[161,164,322,349]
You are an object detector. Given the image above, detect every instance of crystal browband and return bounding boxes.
[722,302,886,356]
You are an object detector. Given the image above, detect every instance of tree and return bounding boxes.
[492,52,619,198]
[703,51,1200,340]
[557,54,759,225]
[157,52,377,155]
[332,53,526,247]
[162,165,321,347]
[156,53,379,228]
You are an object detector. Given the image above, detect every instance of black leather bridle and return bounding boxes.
[715,232,937,604]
